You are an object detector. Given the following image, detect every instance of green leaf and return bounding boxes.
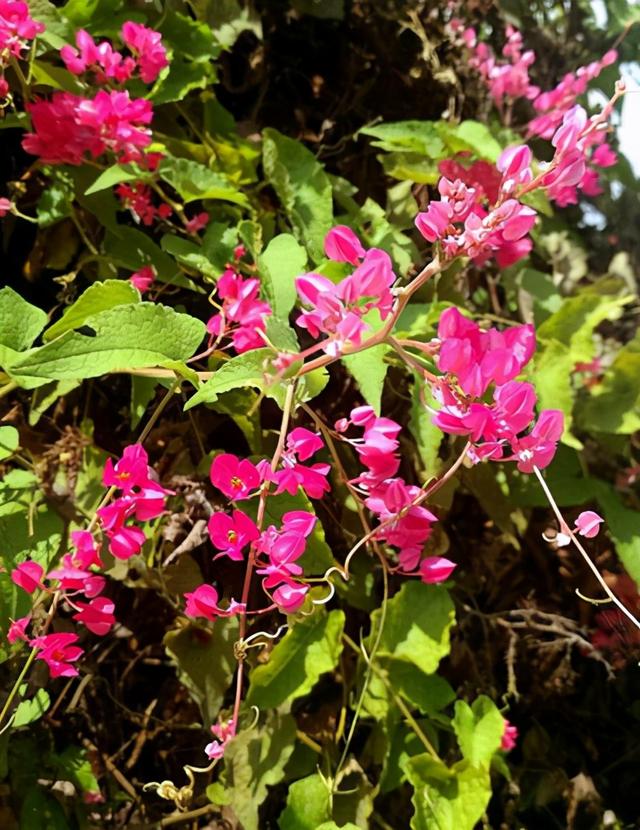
[452,696,505,768]
[363,658,455,721]
[580,340,640,434]
[159,10,219,60]
[530,339,582,448]
[151,57,212,104]
[13,689,50,728]
[11,303,205,381]
[258,233,308,319]
[161,235,218,279]
[0,287,47,352]
[342,345,389,414]
[159,157,248,206]
[224,711,295,830]
[278,773,331,830]
[592,480,640,585]
[84,164,140,196]
[30,0,74,48]
[185,349,285,409]
[52,745,99,794]
[246,609,345,708]
[403,755,492,830]
[164,617,238,723]
[369,581,454,675]
[438,120,503,163]
[104,226,195,287]
[203,0,263,50]
[409,381,444,480]
[44,280,140,342]
[262,128,333,261]
[37,169,74,227]
[20,787,70,830]
[359,121,446,157]
[0,426,19,461]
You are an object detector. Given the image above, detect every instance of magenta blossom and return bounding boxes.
[210,454,260,501]
[32,632,83,678]
[7,614,31,644]
[574,510,604,539]
[11,560,44,594]
[501,720,518,751]
[272,581,309,614]
[72,597,116,636]
[184,584,245,622]
[324,225,366,265]
[205,718,236,760]
[208,509,260,561]
[130,265,155,293]
[420,557,456,584]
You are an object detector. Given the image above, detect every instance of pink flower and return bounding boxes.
[70,530,103,570]
[72,597,116,636]
[574,510,604,539]
[420,557,456,584]
[103,444,150,493]
[210,454,260,500]
[23,90,153,166]
[0,197,12,216]
[205,718,236,760]
[11,560,44,594]
[47,554,105,597]
[7,614,31,644]
[501,720,518,751]
[184,584,245,622]
[121,21,169,84]
[32,632,83,678]
[185,211,209,234]
[512,409,564,473]
[130,265,155,293]
[208,510,260,561]
[272,581,308,613]
[324,225,366,265]
[106,523,146,560]
[285,428,324,462]
[206,268,271,354]
[0,0,45,58]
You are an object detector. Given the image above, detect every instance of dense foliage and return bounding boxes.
[1,1,640,828]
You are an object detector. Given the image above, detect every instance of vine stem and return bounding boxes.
[230,380,297,728]
[533,465,640,633]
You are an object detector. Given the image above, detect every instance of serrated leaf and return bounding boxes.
[164,617,238,723]
[11,303,205,381]
[151,58,213,105]
[246,609,345,708]
[438,120,503,162]
[369,581,454,675]
[161,235,217,279]
[262,128,333,262]
[363,658,455,721]
[258,233,308,319]
[44,280,140,342]
[0,287,47,352]
[452,696,505,768]
[185,349,287,409]
[159,10,219,60]
[159,157,247,205]
[342,345,388,414]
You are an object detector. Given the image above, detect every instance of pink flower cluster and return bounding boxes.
[23,90,153,165]
[206,265,272,354]
[116,182,172,226]
[415,145,536,268]
[97,444,172,560]
[454,20,618,207]
[295,227,395,356]
[0,0,45,98]
[463,23,539,104]
[430,308,563,472]
[7,445,171,678]
[61,22,168,85]
[336,406,456,583]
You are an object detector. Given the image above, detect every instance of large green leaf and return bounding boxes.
[278,773,331,830]
[403,755,492,830]
[44,280,140,342]
[0,426,19,461]
[0,287,47,353]
[11,303,205,381]
[363,658,455,720]
[258,233,308,319]
[342,344,389,414]
[159,157,247,206]
[164,617,238,723]
[580,337,640,434]
[369,581,454,675]
[224,711,296,830]
[452,696,505,768]
[84,164,140,196]
[262,128,333,262]
[246,609,345,708]
[185,351,328,411]
[359,121,445,156]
